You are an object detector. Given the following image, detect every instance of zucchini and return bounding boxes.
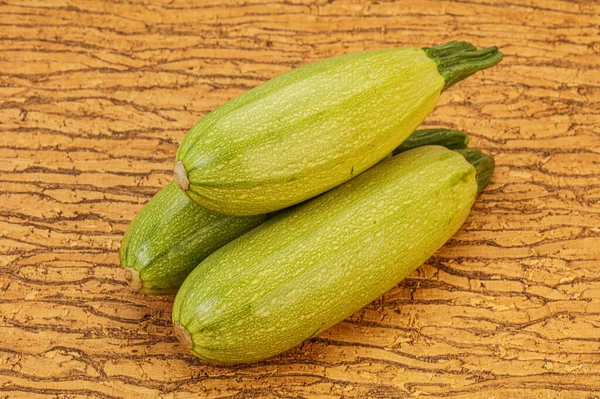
[120,182,266,294]
[121,129,469,295]
[174,41,502,215]
[172,145,494,364]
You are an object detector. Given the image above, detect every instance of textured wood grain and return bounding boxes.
[1,0,599,398]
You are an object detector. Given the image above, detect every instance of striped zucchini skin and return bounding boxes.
[120,182,266,294]
[172,146,479,364]
[176,47,445,215]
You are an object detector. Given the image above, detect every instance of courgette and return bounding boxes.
[172,145,494,364]
[119,182,266,294]
[174,41,502,215]
[121,129,468,294]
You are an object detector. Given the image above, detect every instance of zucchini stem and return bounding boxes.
[423,41,503,91]
[392,129,469,156]
[455,148,495,194]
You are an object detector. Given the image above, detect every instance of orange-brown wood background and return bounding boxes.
[1,0,599,398]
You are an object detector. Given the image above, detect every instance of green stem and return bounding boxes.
[423,41,477,58]
[392,129,469,156]
[455,148,495,194]
[423,41,503,91]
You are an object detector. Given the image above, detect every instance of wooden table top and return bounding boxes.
[1,1,599,398]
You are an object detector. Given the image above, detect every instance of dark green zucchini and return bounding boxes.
[120,182,266,295]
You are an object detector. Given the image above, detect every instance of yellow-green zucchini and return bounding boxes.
[121,129,468,295]
[172,145,494,364]
[174,41,501,215]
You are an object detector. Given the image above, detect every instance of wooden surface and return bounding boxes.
[1,0,599,398]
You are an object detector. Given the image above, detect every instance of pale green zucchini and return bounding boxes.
[121,129,468,295]
[175,41,501,215]
[172,145,494,364]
